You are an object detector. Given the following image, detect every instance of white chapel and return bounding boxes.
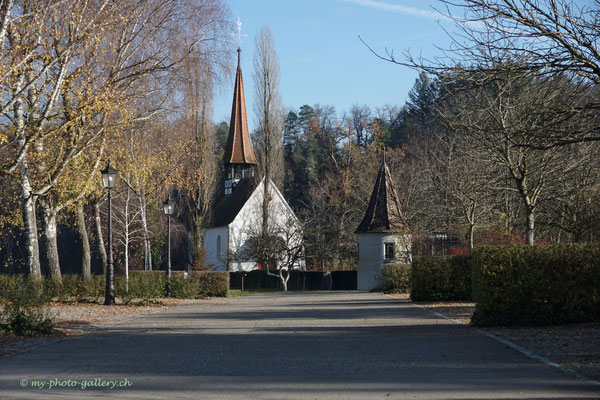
[202,45,302,272]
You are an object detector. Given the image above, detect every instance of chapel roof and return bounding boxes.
[355,160,408,234]
[208,177,258,228]
[223,48,257,165]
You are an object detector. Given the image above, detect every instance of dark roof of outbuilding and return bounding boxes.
[355,161,408,234]
[208,177,258,228]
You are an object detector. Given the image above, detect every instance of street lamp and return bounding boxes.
[163,195,175,297]
[101,161,118,305]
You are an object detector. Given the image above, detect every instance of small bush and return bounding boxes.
[171,274,201,298]
[0,274,27,300]
[193,271,229,297]
[410,255,472,301]
[0,277,54,336]
[377,263,410,293]
[471,244,600,326]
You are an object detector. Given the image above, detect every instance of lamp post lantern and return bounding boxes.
[163,195,175,297]
[101,161,118,305]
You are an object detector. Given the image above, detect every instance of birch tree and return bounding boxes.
[0,0,230,277]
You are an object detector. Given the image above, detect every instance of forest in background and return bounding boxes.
[1,0,600,277]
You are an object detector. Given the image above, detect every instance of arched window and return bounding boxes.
[217,235,221,260]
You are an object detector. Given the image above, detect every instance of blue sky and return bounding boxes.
[213,0,458,129]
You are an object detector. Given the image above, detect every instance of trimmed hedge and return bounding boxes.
[377,263,411,293]
[0,271,229,302]
[410,255,472,301]
[471,244,600,327]
[182,271,229,298]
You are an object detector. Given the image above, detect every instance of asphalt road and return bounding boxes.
[1,291,599,399]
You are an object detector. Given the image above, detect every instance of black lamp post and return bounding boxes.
[101,161,118,305]
[163,195,175,297]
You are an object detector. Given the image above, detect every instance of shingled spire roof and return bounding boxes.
[223,48,257,165]
[356,160,407,234]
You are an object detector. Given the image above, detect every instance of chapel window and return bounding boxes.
[384,242,395,260]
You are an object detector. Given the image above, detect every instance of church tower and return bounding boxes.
[222,47,257,196]
[356,156,411,290]
[202,18,303,272]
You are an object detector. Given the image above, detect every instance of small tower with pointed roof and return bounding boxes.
[355,155,411,290]
[223,46,257,196]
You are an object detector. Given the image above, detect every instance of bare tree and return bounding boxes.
[438,71,587,245]
[112,183,145,291]
[363,0,600,147]
[414,127,495,249]
[169,1,232,269]
[253,26,285,239]
[349,104,373,147]
[240,207,304,292]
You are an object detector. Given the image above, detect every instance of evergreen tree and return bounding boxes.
[407,72,438,126]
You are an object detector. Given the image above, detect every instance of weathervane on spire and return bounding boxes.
[232,17,247,48]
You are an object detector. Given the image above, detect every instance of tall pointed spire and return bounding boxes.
[356,159,407,233]
[223,23,256,165]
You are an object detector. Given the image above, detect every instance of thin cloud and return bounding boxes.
[340,0,444,20]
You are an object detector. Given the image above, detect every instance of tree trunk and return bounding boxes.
[40,198,61,278]
[469,223,475,251]
[123,189,130,292]
[262,176,270,236]
[525,208,535,246]
[21,178,41,276]
[279,269,288,292]
[467,205,476,251]
[15,89,41,277]
[76,202,91,278]
[193,220,204,269]
[139,193,152,271]
[124,233,129,293]
[94,201,107,275]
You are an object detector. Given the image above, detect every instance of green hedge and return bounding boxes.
[471,244,600,326]
[0,271,229,302]
[0,276,53,336]
[170,271,229,298]
[377,263,411,293]
[118,272,166,301]
[410,255,472,301]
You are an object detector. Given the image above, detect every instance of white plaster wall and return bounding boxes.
[229,178,304,272]
[202,226,228,271]
[357,233,412,291]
